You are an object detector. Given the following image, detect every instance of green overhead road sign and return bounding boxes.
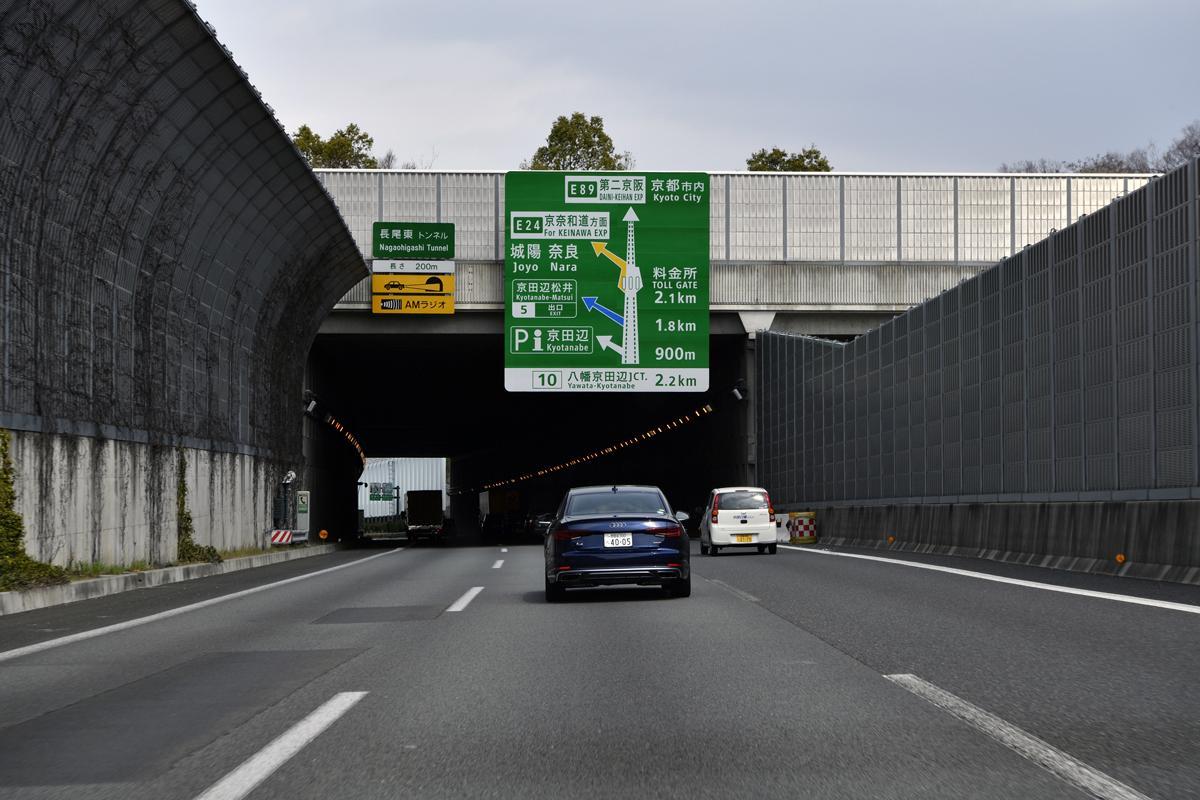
[504,172,709,392]
[372,222,455,259]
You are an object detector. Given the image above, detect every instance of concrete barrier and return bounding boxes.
[0,544,341,616]
[806,501,1200,586]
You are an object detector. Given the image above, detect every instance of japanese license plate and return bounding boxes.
[604,533,633,548]
[734,534,753,543]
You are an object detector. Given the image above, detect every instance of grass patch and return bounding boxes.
[65,560,152,580]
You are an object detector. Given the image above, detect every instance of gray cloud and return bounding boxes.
[196,0,1200,171]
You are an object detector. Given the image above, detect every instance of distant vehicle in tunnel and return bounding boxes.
[700,487,776,555]
[545,485,691,601]
[405,489,446,545]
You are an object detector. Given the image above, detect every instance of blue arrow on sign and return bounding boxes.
[582,296,624,327]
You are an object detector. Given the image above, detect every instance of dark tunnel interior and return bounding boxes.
[305,322,757,536]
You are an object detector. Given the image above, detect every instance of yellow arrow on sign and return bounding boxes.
[591,241,627,288]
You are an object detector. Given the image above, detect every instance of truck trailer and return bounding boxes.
[405,489,446,545]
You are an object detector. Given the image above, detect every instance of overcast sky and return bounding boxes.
[193,0,1200,172]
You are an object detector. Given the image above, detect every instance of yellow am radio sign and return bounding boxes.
[371,273,455,315]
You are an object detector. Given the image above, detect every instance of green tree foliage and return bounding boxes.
[0,429,67,590]
[524,113,633,170]
[746,146,832,172]
[292,123,379,168]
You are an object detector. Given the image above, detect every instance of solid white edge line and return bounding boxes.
[492,560,504,569]
[885,674,1151,800]
[779,545,1200,615]
[194,691,367,800]
[446,586,484,612]
[0,549,403,664]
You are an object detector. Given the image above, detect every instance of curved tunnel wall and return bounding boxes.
[0,0,366,563]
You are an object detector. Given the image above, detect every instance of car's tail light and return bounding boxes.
[711,494,720,524]
[765,492,775,522]
[553,527,582,541]
[661,525,682,538]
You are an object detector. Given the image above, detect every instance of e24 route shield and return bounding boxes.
[504,171,709,392]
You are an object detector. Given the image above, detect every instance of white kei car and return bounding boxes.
[699,487,776,555]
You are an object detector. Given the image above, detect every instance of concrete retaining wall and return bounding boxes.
[10,430,278,568]
[805,502,1200,585]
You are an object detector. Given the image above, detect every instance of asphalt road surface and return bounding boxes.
[0,541,1197,799]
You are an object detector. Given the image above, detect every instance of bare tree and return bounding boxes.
[1000,119,1200,174]
[397,147,439,170]
[999,159,1068,174]
[1072,146,1157,173]
[1159,120,1200,170]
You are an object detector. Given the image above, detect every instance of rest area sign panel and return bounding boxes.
[504,172,709,392]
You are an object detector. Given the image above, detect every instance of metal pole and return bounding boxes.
[839,176,846,264]
[493,174,501,260]
[1010,177,1017,256]
[724,175,731,261]
[953,177,959,265]
[1190,159,1200,488]
[1146,177,1157,489]
[781,177,788,260]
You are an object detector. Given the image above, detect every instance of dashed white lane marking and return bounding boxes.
[500,548,508,553]
[194,691,368,800]
[492,560,504,569]
[0,549,403,664]
[779,545,1200,616]
[446,586,484,612]
[708,578,759,603]
[885,674,1152,800]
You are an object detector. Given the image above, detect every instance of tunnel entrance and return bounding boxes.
[305,315,756,538]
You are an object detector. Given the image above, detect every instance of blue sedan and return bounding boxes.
[544,485,691,601]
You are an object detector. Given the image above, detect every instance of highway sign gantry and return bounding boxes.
[504,172,709,392]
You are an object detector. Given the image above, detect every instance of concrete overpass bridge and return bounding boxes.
[317,169,1150,337]
[309,169,1154,516]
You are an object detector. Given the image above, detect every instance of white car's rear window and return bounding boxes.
[719,491,768,510]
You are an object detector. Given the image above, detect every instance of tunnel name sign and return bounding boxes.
[504,172,709,392]
[371,222,455,314]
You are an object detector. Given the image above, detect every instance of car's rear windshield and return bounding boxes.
[567,491,667,516]
[719,491,769,510]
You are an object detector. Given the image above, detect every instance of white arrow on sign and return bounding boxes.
[597,335,625,357]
